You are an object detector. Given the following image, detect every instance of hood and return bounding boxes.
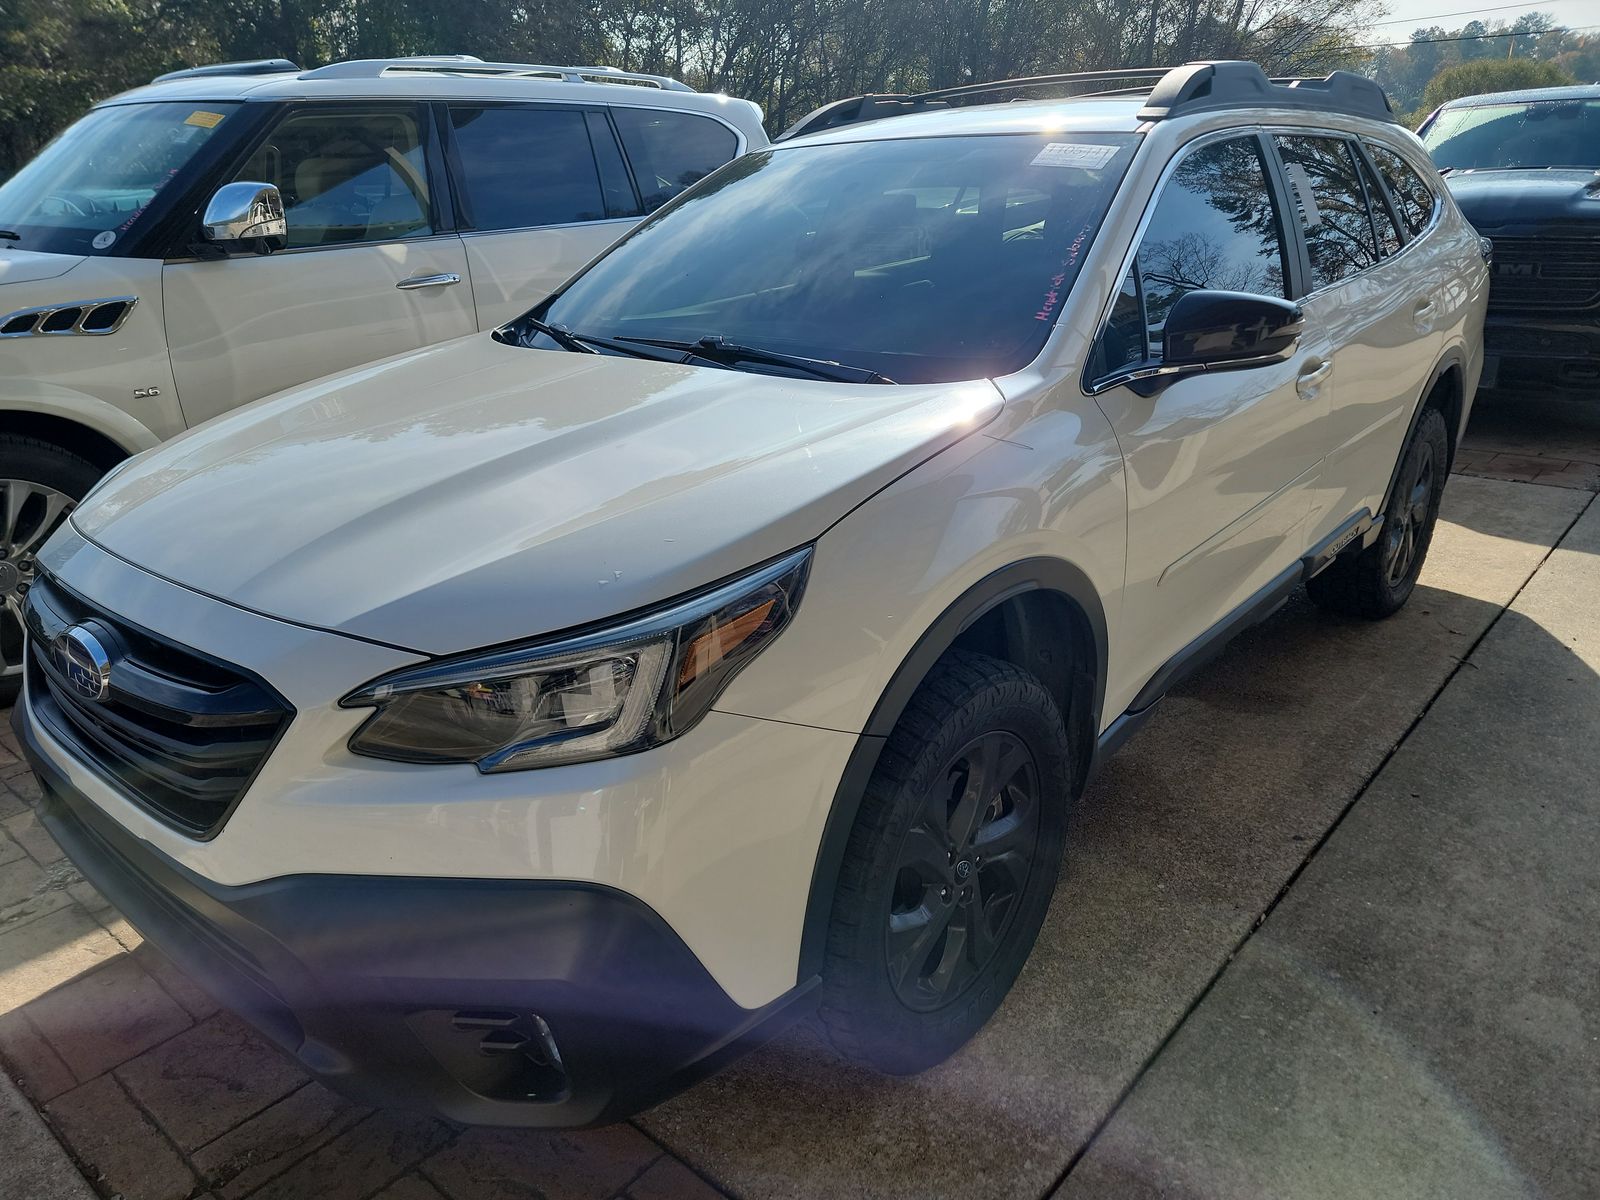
[1444,168,1600,232]
[0,249,85,288]
[73,336,1001,654]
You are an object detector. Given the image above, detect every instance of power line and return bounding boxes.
[1358,22,1597,48]
[1365,2,1559,29]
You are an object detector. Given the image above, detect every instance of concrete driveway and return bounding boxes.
[0,395,1596,1200]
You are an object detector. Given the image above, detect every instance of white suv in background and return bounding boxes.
[0,55,765,695]
[17,62,1485,1128]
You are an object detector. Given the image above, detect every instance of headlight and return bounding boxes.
[342,547,811,771]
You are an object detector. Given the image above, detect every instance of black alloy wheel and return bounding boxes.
[886,729,1040,1012]
[819,650,1073,1074]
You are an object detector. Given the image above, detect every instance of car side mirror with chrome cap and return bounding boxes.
[1162,290,1305,371]
[201,182,286,247]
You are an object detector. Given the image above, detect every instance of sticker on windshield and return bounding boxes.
[1031,142,1120,170]
[91,231,116,250]
[184,110,226,129]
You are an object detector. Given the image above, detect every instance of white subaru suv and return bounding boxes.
[0,55,764,697]
[16,62,1485,1127]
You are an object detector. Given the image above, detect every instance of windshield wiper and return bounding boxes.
[0,230,20,242]
[620,335,896,384]
[518,316,596,354]
[509,316,688,363]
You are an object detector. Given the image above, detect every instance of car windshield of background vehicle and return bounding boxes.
[1421,98,1600,171]
[519,132,1140,385]
[0,102,241,256]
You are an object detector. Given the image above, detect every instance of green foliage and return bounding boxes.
[1417,58,1576,117]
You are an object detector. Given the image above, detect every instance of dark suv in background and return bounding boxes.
[1420,85,1600,398]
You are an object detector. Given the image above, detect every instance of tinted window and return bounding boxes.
[1276,135,1378,289]
[528,134,1139,384]
[1356,152,1403,257]
[235,108,432,248]
[585,111,643,218]
[0,102,239,256]
[612,109,739,211]
[451,106,606,229]
[1420,98,1600,171]
[1368,144,1436,236]
[1119,136,1288,364]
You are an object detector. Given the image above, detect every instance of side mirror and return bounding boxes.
[201,182,286,243]
[1162,290,1305,369]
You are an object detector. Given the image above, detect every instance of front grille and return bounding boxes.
[24,573,292,838]
[1488,236,1600,313]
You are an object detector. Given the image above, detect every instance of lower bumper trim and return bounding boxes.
[15,701,815,1127]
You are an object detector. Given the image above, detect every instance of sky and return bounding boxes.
[1360,0,1600,46]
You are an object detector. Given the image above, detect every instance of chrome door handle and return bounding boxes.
[396,272,461,291]
[1296,359,1332,399]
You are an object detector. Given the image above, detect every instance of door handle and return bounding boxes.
[1296,359,1332,399]
[1413,298,1437,331]
[396,272,461,291]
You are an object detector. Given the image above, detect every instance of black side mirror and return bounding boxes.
[1163,290,1305,369]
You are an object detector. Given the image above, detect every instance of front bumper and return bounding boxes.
[1482,315,1600,394]
[18,702,813,1127]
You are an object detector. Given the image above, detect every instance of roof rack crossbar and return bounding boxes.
[778,59,1397,141]
[153,59,301,84]
[298,57,694,91]
[1136,61,1395,122]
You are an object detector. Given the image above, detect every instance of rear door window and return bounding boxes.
[611,108,739,211]
[1275,135,1379,289]
[449,106,608,230]
[1366,144,1437,237]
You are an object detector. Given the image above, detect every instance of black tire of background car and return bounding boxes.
[1307,404,1450,621]
[0,435,104,706]
[817,649,1073,1074]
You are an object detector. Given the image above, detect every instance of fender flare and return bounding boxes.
[0,391,162,457]
[1381,346,1466,515]
[797,556,1109,979]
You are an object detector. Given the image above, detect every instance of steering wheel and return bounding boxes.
[41,193,91,218]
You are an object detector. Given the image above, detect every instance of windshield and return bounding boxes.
[0,101,240,256]
[524,132,1139,384]
[1421,98,1600,171]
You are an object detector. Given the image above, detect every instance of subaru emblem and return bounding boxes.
[57,625,112,702]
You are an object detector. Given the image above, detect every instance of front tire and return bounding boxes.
[818,651,1073,1074]
[0,436,102,704]
[1308,405,1449,620]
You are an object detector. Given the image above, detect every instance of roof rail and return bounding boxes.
[777,60,1396,141]
[153,59,301,84]
[299,56,694,92]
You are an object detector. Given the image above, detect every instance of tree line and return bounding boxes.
[1370,13,1593,118]
[3,0,1594,180]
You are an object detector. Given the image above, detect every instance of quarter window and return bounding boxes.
[1367,144,1437,237]
[611,108,738,211]
[450,107,607,230]
[1095,135,1288,372]
[234,108,433,249]
[1275,135,1379,288]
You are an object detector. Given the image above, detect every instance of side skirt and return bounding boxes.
[1089,507,1376,778]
